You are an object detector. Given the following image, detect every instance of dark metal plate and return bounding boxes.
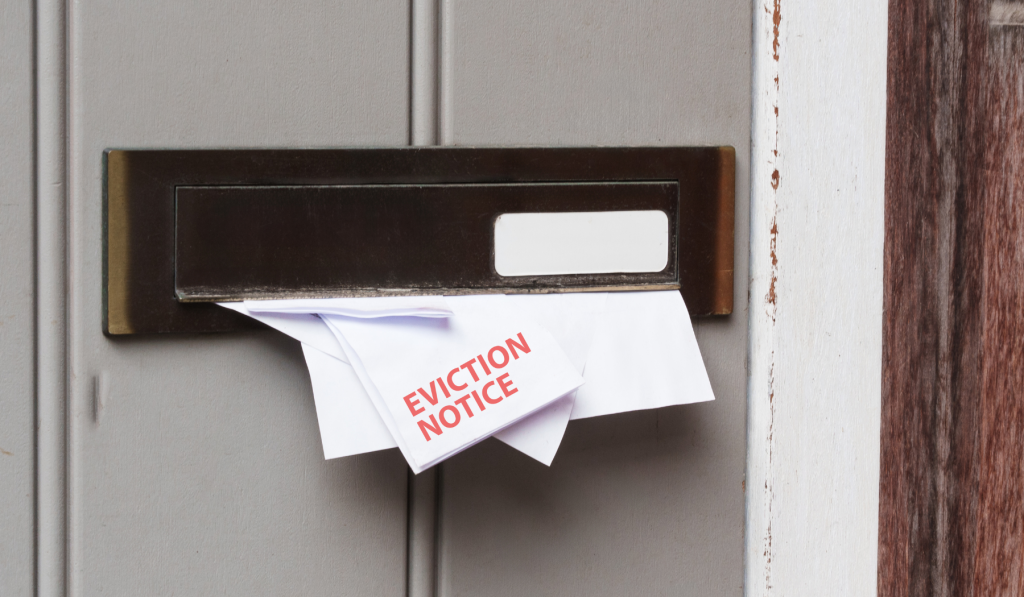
[105,147,734,335]
[175,182,680,302]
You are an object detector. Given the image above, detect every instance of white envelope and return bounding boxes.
[494,293,605,464]
[323,295,585,472]
[301,343,396,458]
[247,295,453,318]
[219,290,715,466]
[221,301,591,465]
[570,291,715,419]
[220,301,347,361]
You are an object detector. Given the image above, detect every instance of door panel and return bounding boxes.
[64,1,752,594]
[0,1,36,596]
[67,2,410,595]
[439,2,751,595]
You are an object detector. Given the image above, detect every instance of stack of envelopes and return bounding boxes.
[221,291,714,472]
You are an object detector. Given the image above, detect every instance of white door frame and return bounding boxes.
[746,1,886,595]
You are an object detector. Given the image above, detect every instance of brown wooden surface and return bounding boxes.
[974,26,1024,596]
[880,0,1024,594]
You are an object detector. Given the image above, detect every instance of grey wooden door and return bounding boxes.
[436,3,750,595]
[8,1,751,595]
[1,1,36,596]
[66,2,412,596]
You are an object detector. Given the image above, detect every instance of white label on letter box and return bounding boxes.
[494,210,670,276]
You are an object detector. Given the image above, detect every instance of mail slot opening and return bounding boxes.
[493,210,670,277]
[172,182,681,302]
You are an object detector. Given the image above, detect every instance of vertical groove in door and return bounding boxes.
[35,0,68,595]
[411,0,439,147]
[407,2,442,597]
[433,5,452,596]
[437,0,453,146]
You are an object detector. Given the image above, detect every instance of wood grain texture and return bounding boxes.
[879,0,1024,594]
[879,0,987,594]
[974,26,1024,597]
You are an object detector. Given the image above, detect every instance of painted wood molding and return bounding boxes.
[746,0,887,595]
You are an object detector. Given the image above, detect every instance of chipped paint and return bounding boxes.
[764,371,777,594]
[767,218,779,308]
[747,0,886,594]
[772,0,782,61]
[758,1,781,595]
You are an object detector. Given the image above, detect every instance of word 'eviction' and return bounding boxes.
[403,333,532,441]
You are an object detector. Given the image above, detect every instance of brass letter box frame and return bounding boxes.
[105,147,734,335]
